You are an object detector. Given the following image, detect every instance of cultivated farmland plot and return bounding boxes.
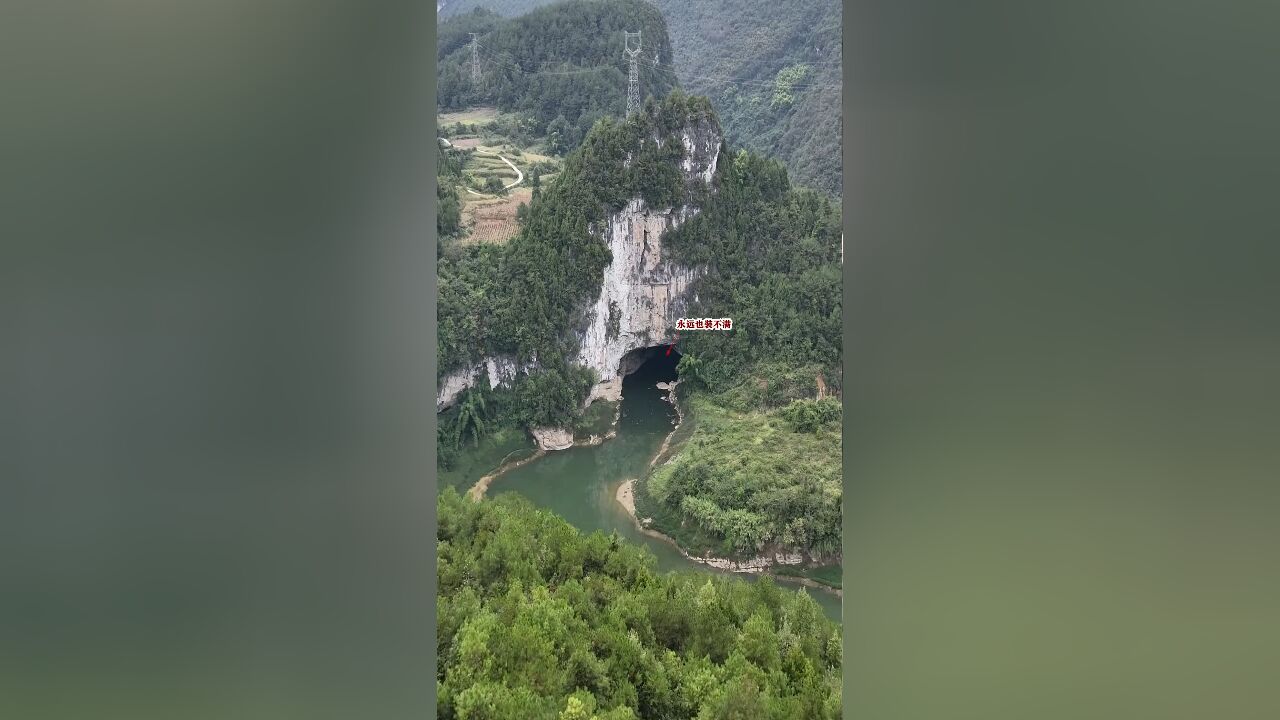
[461,188,533,246]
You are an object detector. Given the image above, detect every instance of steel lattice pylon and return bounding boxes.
[469,33,481,84]
[623,31,642,116]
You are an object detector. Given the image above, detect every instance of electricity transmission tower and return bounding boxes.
[623,31,642,116]
[469,33,481,84]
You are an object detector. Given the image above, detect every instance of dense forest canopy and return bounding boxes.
[664,150,842,391]
[437,0,678,153]
[438,0,551,16]
[437,489,843,719]
[438,0,843,195]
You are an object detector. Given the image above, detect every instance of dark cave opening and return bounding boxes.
[620,346,680,390]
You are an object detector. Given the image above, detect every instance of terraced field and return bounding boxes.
[438,109,564,246]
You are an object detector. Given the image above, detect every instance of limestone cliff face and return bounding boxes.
[436,355,527,412]
[574,120,720,402]
[574,199,703,403]
[437,118,722,423]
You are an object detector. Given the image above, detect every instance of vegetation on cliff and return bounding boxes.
[665,151,842,393]
[437,489,842,719]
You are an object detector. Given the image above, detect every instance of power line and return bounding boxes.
[476,45,617,77]
[473,42,840,93]
[647,60,842,92]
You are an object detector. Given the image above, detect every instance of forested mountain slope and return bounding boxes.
[438,0,547,17]
[437,489,843,719]
[437,0,678,152]
[438,93,839,436]
[438,0,842,195]
[651,0,841,195]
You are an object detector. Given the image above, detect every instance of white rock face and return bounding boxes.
[575,198,706,402]
[530,427,574,451]
[681,127,720,185]
[436,355,525,411]
[691,552,807,573]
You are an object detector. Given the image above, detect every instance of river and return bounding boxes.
[474,353,843,623]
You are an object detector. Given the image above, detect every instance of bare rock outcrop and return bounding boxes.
[437,355,528,412]
[530,427,574,451]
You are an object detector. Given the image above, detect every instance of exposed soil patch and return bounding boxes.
[461,187,532,245]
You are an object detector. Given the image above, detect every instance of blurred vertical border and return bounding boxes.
[843,0,1279,718]
[2,2,439,717]
[427,4,440,716]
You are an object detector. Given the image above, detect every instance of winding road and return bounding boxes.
[464,149,523,197]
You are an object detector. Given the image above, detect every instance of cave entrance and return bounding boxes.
[619,345,680,390]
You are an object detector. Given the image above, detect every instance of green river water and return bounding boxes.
[464,355,843,623]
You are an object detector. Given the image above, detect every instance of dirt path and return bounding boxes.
[460,151,524,198]
[474,150,523,189]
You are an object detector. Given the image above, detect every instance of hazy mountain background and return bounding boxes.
[437,0,677,150]
[438,0,843,195]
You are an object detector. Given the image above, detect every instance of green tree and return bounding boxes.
[438,177,462,239]
[559,692,596,720]
[736,612,781,673]
[454,389,488,448]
